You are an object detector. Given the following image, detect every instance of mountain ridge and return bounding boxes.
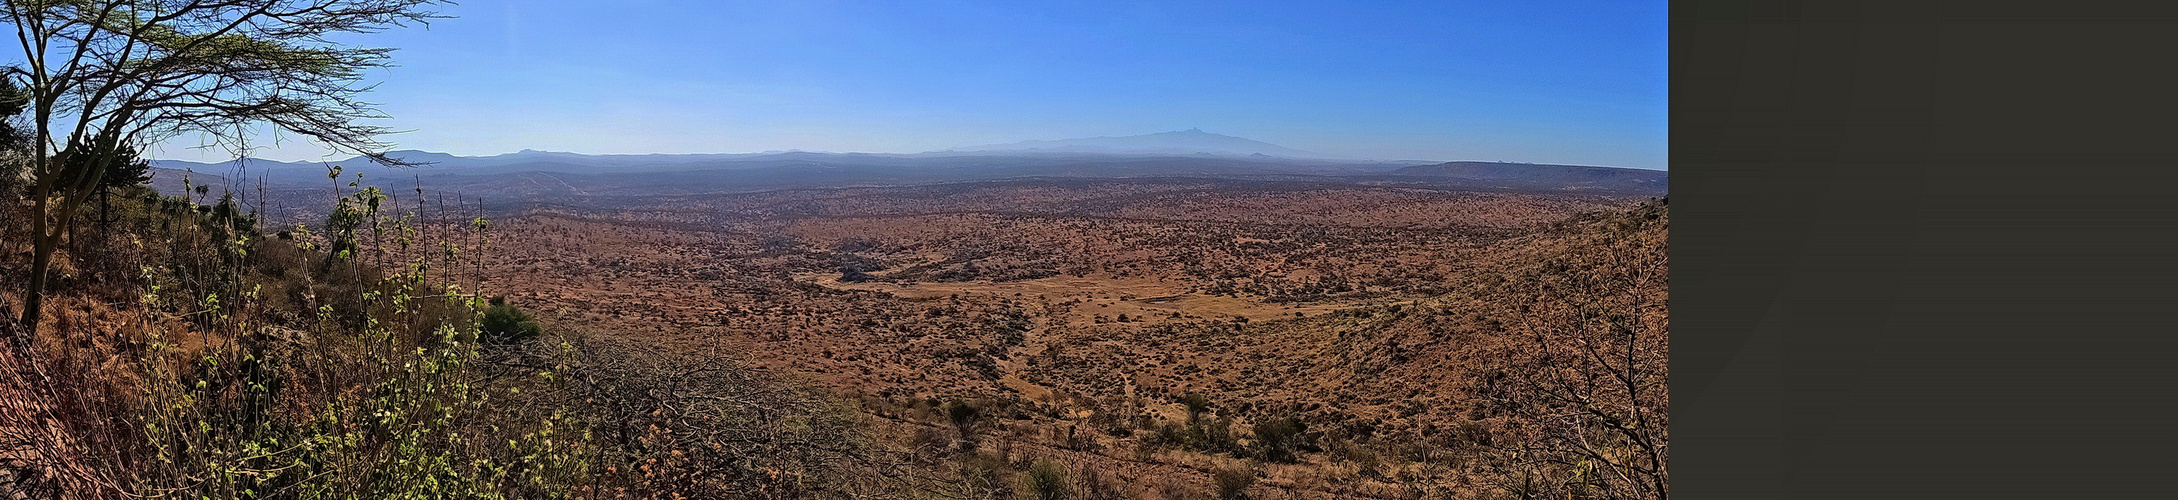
[143,144,1665,199]
[1392,160,1667,190]
[945,128,1333,158]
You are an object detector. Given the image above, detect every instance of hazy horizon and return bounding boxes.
[139,0,1667,169]
[147,131,1668,171]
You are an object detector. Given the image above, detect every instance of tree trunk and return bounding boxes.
[19,211,53,335]
[18,151,108,338]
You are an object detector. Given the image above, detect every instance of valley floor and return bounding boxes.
[454,178,1666,498]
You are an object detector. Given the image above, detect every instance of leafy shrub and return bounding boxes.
[1251,414,1311,463]
[1021,456,1071,500]
[0,186,593,498]
[478,297,543,344]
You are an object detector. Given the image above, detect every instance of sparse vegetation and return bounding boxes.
[2,166,885,497]
[5,86,1666,499]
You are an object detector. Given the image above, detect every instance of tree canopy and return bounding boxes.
[5,0,443,335]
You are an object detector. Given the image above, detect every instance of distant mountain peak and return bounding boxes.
[1148,128,1218,137]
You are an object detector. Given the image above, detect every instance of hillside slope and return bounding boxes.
[1022,197,1667,496]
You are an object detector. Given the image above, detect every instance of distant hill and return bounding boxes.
[147,148,1424,191]
[142,150,1666,211]
[946,129,1331,158]
[1392,161,1666,192]
[146,167,227,196]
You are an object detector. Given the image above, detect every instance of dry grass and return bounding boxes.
[445,178,1663,498]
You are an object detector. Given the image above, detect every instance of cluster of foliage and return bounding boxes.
[1020,457,1070,500]
[0,159,884,498]
[477,296,541,344]
[3,162,584,497]
[1248,414,1312,464]
[3,0,454,339]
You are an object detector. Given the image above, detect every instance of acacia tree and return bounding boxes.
[3,0,441,337]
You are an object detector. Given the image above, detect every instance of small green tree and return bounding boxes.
[478,296,542,344]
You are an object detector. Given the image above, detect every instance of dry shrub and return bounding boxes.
[485,331,884,499]
[1210,462,1260,499]
[1472,199,1668,500]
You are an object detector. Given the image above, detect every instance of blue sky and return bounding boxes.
[150,0,1667,168]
